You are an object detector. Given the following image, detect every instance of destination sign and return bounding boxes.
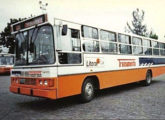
[11,14,47,32]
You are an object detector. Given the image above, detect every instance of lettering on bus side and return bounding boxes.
[118,59,136,67]
[86,58,104,67]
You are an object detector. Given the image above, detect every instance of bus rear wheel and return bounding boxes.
[80,78,95,103]
[142,70,152,86]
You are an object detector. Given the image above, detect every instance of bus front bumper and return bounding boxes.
[0,67,11,74]
[10,86,57,99]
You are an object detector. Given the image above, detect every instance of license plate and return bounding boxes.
[20,79,25,84]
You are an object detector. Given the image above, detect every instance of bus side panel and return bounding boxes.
[98,68,147,89]
[57,68,147,98]
[151,66,165,78]
[58,74,86,98]
[57,73,104,99]
[57,66,165,99]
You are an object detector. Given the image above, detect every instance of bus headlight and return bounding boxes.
[38,79,54,87]
[44,80,48,86]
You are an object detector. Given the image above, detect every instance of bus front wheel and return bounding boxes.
[80,78,95,103]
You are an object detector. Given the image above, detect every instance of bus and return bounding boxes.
[9,14,165,102]
[0,53,14,74]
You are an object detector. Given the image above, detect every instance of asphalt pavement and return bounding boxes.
[0,75,165,119]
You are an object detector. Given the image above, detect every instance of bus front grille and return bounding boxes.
[20,78,36,85]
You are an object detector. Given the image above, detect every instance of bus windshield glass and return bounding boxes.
[0,56,14,66]
[15,25,55,66]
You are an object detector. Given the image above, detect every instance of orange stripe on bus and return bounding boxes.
[57,67,165,98]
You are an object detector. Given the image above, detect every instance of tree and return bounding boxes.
[126,8,159,40]
[0,18,26,53]
[149,29,158,40]
[127,8,147,36]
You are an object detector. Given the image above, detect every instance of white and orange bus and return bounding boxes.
[0,53,14,74]
[10,14,165,102]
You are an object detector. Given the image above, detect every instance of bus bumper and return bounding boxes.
[0,67,11,74]
[9,86,57,99]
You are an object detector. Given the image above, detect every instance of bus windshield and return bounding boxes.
[15,25,55,66]
[0,56,14,66]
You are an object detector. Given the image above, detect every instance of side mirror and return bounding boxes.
[62,25,68,35]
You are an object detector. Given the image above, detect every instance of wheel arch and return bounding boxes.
[83,75,100,90]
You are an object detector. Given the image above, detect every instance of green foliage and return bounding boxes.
[149,30,158,40]
[127,8,147,36]
[0,18,26,53]
[127,8,159,40]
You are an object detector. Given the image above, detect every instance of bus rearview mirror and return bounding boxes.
[62,25,68,35]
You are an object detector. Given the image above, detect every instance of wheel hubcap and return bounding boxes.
[85,83,93,97]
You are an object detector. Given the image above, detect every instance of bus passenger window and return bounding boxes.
[119,44,132,54]
[101,42,117,53]
[100,30,116,42]
[132,37,142,45]
[58,53,82,64]
[71,29,81,51]
[152,41,159,48]
[81,26,98,39]
[83,40,99,52]
[143,48,152,55]
[153,49,159,55]
[160,43,165,56]
[143,39,151,47]
[118,34,131,44]
[133,46,143,54]
[160,50,165,56]
[160,43,165,49]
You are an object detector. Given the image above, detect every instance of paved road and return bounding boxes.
[0,75,165,119]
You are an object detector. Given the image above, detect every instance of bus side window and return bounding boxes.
[100,30,117,53]
[160,43,165,56]
[58,53,82,64]
[119,44,132,54]
[83,40,99,52]
[118,34,131,44]
[118,34,132,54]
[132,37,143,55]
[71,29,81,51]
[143,39,152,55]
[81,25,98,39]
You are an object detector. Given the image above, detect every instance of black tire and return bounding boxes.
[142,71,152,86]
[80,78,95,103]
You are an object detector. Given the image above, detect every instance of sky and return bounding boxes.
[0,0,165,41]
